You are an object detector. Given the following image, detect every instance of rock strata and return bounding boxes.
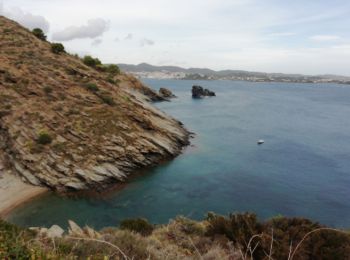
[159,88,176,99]
[192,85,216,98]
[0,16,190,192]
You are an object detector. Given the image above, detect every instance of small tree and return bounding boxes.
[82,55,102,68]
[106,64,120,75]
[32,28,46,41]
[51,43,65,54]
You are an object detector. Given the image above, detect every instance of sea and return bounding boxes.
[7,79,350,229]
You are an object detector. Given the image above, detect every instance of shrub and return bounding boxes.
[263,217,350,260]
[99,93,115,106]
[106,64,120,75]
[205,213,350,259]
[43,86,53,94]
[82,55,102,68]
[51,43,65,54]
[0,220,34,259]
[32,28,46,41]
[95,64,108,72]
[206,212,262,255]
[106,77,116,84]
[174,216,206,235]
[36,131,53,145]
[84,83,99,92]
[120,218,154,236]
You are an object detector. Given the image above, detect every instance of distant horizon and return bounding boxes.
[1,0,350,76]
[118,62,350,78]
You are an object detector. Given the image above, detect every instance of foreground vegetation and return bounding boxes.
[1,213,349,259]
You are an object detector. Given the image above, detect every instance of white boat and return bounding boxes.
[257,139,265,145]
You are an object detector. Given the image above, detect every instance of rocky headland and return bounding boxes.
[0,16,190,196]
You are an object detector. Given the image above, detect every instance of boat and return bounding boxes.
[257,139,265,145]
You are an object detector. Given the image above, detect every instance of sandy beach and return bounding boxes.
[0,171,47,218]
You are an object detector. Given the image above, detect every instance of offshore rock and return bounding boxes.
[192,85,216,98]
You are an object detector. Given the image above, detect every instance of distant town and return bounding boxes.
[118,63,350,85]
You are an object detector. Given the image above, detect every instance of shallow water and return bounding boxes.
[8,80,350,229]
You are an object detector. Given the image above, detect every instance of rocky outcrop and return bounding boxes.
[159,88,176,99]
[126,75,166,102]
[192,85,216,98]
[0,16,190,192]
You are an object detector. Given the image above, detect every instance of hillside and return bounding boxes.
[0,16,189,191]
[1,213,350,259]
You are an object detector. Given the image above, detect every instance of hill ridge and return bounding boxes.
[118,62,350,83]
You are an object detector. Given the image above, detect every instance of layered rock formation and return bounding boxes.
[192,85,216,98]
[0,16,189,191]
[159,88,176,99]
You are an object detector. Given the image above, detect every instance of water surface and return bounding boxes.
[8,80,350,229]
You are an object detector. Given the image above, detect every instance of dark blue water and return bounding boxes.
[7,80,350,229]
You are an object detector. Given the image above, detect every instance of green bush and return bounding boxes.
[206,212,261,244]
[106,64,120,75]
[120,218,154,236]
[32,28,46,41]
[99,94,115,106]
[95,64,108,72]
[106,77,116,84]
[82,55,102,68]
[84,83,99,92]
[205,212,350,259]
[36,131,53,145]
[0,220,34,259]
[43,86,53,94]
[263,217,350,260]
[51,43,65,54]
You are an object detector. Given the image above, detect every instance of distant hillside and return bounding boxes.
[118,63,350,84]
[0,16,189,191]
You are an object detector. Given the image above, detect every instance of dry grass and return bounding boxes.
[2,213,350,260]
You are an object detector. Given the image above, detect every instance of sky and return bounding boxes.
[1,0,350,75]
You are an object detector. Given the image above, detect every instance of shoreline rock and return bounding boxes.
[159,87,176,99]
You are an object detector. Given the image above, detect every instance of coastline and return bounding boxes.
[0,171,48,219]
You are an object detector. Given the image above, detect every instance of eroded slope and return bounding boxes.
[0,16,189,191]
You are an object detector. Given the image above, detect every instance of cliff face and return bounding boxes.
[0,16,189,191]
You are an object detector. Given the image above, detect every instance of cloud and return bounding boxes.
[114,37,120,42]
[9,0,349,75]
[140,38,155,47]
[0,3,49,32]
[91,38,102,46]
[124,33,133,40]
[52,19,109,41]
[309,35,340,42]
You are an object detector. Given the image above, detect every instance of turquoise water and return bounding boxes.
[7,80,350,229]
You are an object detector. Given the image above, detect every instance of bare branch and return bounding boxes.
[290,228,349,260]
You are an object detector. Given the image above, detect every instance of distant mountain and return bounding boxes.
[118,63,350,84]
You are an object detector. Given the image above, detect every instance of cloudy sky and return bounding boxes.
[1,0,350,75]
